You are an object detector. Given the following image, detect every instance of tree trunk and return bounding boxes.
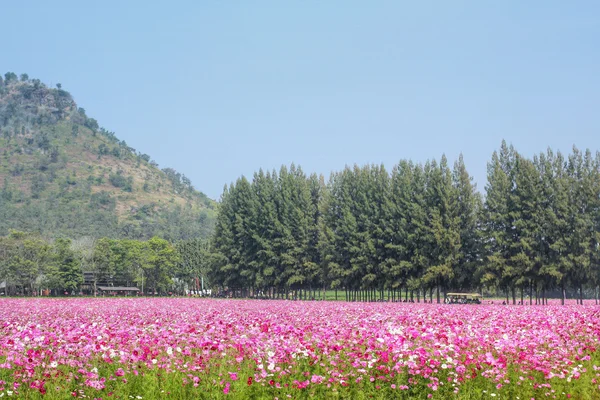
[541,287,545,305]
[520,287,524,305]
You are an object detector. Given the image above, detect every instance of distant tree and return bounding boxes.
[93,238,117,286]
[30,173,47,198]
[182,175,192,189]
[452,154,482,291]
[0,232,50,295]
[510,154,542,304]
[56,83,62,89]
[20,73,29,82]
[36,132,50,150]
[274,164,312,293]
[85,118,99,131]
[248,169,279,292]
[50,146,60,163]
[53,238,82,294]
[210,184,245,291]
[144,237,178,294]
[70,236,96,287]
[109,171,132,191]
[564,149,598,304]
[176,238,211,293]
[480,142,515,299]
[4,72,17,83]
[422,156,460,303]
[324,167,363,300]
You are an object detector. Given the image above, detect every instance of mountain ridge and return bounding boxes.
[0,72,216,240]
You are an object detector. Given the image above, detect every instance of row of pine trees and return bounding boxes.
[209,142,600,304]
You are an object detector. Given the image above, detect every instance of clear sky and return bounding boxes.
[2,1,599,199]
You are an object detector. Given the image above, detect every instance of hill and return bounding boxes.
[0,72,216,240]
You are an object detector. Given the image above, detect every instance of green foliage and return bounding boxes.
[143,237,179,294]
[0,231,51,295]
[0,73,216,240]
[481,142,600,303]
[108,170,133,191]
[4,72,17,83]
[210,145,600,303]
[0,233,199,295]
[52,238,82,292]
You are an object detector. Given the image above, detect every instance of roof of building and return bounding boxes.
[97,286,139,291]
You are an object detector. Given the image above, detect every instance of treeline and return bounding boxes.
[209,142,600,304]
[3,141,600,304]
[0,232,211,296]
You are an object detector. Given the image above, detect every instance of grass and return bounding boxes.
[1,350,599,399]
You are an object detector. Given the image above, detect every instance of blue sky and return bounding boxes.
[2,1,599,199]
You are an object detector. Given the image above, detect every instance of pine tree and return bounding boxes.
[406,163,429,301]
[385,161,412,298]
[535,150,569,304]
[230,177,259,295]
[422,156,460,303]
[510,154,542,304]
[210,184,243,292]
[368,164,391,300]
[565,148,596,304]
[319,172,341,299]
[452,154,482,291]
[273,165,312,297]
[305,173,326,298]
[325,167,362,300]
[481,143,515,298]
[250,169,280,296]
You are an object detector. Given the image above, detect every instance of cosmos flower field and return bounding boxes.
[1,299,600,399]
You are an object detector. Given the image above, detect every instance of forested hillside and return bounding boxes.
[0,72,215,240]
